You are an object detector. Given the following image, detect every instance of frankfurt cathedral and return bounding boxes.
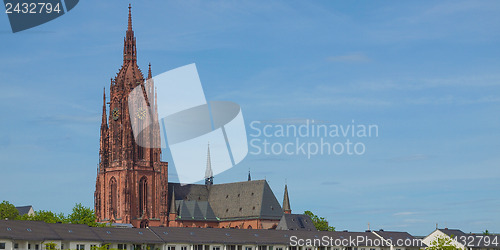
[94,6,300,230]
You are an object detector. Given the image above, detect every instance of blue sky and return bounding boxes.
[1,0,499,236]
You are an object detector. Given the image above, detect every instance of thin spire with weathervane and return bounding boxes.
[147,63,152,79]
[169,186,177,215]
[123,4,137,64]
[205,143,213,185]
[101,87,107,128]
[283,184,291,214]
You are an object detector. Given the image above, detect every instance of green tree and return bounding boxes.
[44,242,59,250]
[67,203,102,227]
[483,230,490,235]
[91,244,118,250]
[0,200,19,220]
[427,235,462,250]
[19,210,65,223]
[304,210,335,231]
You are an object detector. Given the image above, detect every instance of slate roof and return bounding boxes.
[47,223,101,242]
[439,228,468,238]
[149,227,292,245]
[439,229,500,248]
[276,214,316,231]
[374,230,426,247]
[176,200,218,221]
[0,220,427,247]
[92,227,163,244]
[208,180,283,220]
[169,180,284,221]
[0,220,60,241]
[15,206,33,216]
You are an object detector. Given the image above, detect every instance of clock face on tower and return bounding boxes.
[136,107,147,120]
[112,107,120,121]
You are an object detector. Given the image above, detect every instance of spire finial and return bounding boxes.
[123,4,137,63]
[128,4,132,31]
[283,184,291,214]
[101,87,107,127]
[248,169,251,181]
[148,63,152,79]
[205,142,213,185]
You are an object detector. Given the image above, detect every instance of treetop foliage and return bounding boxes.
[304,210,335,231]
[0,201,107,227]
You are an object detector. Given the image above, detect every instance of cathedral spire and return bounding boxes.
[169,187,177,215]
[123,4,137,64]
[148,63,152,79]
[101,87,107,128]
[205,143,213,185]
[248,169,251,181]
[128,4,132,31]
[283,184,291,214]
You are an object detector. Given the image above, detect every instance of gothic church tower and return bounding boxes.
[94,5,168,228]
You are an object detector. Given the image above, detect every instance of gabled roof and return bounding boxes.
[208,180,283,220]
[276,214,316,231]
[47,223,101,241]
[374,230,426,247]
[1,220,428,247]
[438,228,499,248]
[169,180,284,221]
[0,220,60,241]
[92,227,163,244]
[15,205,33,216]
[149,227,292,245]
[168,183,209,203]
[439,228,467,238]
[176,200,218,221]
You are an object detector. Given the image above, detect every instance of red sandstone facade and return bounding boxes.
[94,5,168,228]
[95,6,289,229]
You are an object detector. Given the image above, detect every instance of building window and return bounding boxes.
[139,176,148,215]
[245,247,253,250]
[0,243,5,249]
[227,246,236,250]
[28,244,31,249]
[35,245,39,250]
[276,248,283,250]
[118,244,128,250]
[168,246,176,250]
[14,243,19,249]
[133,245,142,250]
[213,247,221,250]
[77,245,85,250]
[258,246,267,250]
[110,177,118,218]
[181,246,188,250]
[194,245,204,250]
